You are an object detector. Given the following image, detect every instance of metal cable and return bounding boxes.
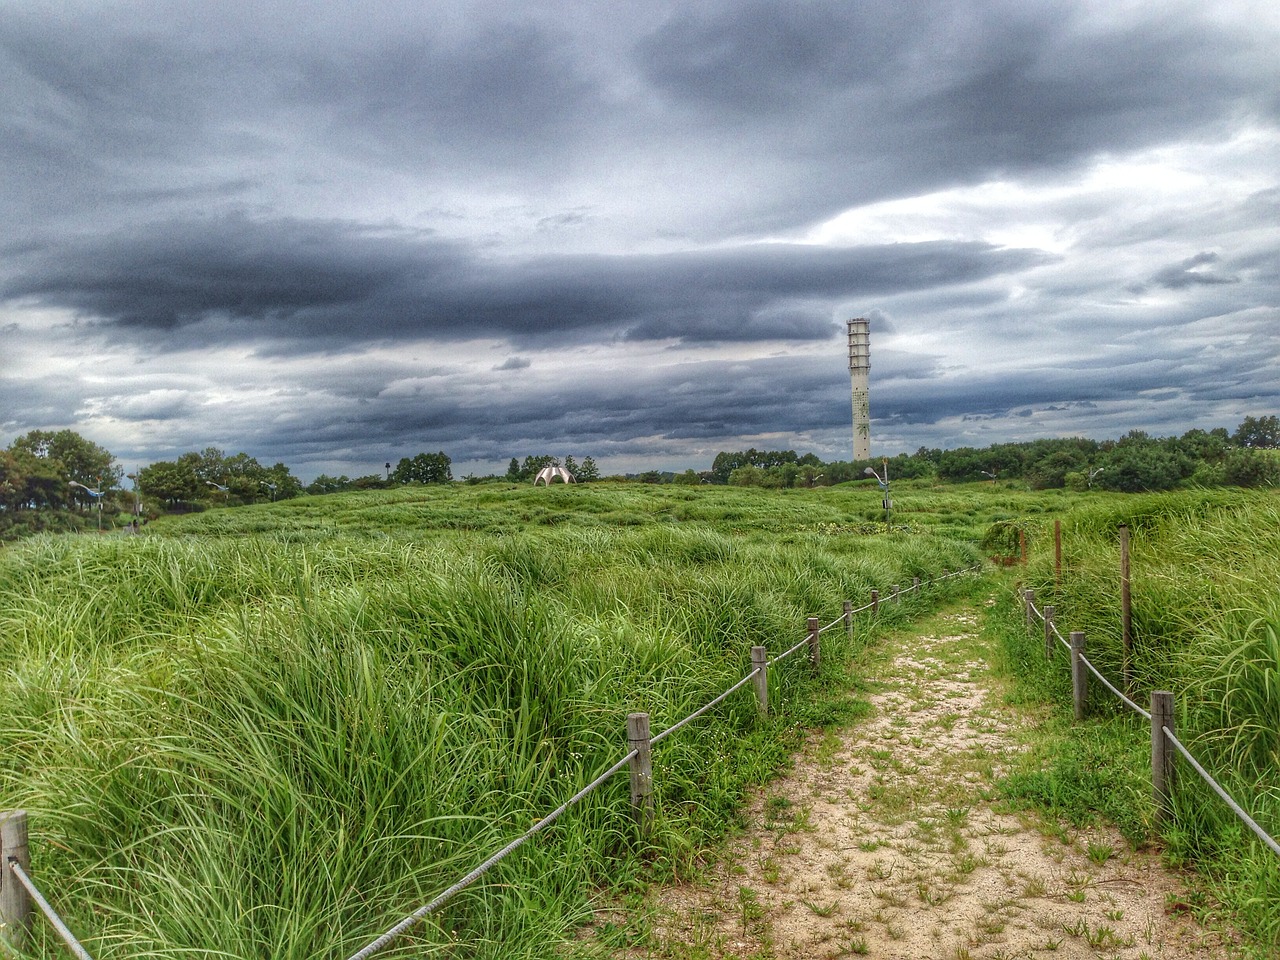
[1161,727,1280,859]
[816,614,847,635]
[769,633,813,667]
[1050,621,1071,651]
[651,670,760,745]
[7,860,95,960]
[345,749,638,960]
[1077,655,1151,720]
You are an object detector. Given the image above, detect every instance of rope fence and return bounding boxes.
[0,564,982,960]
[1016,582,1280,858]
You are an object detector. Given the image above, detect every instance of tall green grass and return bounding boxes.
[0,485,979,959]
[994,489,1280,954]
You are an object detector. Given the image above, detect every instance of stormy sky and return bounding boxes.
[2,1,1278,479]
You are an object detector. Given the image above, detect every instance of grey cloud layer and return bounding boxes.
[4,217,1050,346]
[2,0,1278,475]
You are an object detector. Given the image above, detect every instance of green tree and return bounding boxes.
[138,459,201,505]
[392,452,452,484]
[505,458,521,482]
[1232,415,1280,449]
[10,429,119,490]
[576,456,600,482]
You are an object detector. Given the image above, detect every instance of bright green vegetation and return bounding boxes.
[0,484,979,959]
[990,488,1280,955]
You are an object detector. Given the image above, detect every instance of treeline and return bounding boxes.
[713,416,1280,491]
[503,454,600,482]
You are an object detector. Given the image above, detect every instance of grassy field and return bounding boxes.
[988,487,1280,954]
[0,481,981,960]
[5,480,1276,957]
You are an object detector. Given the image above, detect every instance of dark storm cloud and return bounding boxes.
[1150,252,1239,290]
[3,215,1051,347]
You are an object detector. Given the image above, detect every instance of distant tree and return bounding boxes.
[672,469,700,485]
[562,455,579,479]
[10,429,119,490]
[138,459,201,505]
[1232,415,1280,449]
[392,451,452,484]
[576,456,600,482]
[505,458,521,482]
[306,474,351,495]
[519,455,557,481]
[1223,449,1280,487]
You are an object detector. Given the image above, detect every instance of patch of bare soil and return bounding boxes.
[593,605,1238,959]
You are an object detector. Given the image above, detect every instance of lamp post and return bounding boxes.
[125,471,141,531]
[261,481,277,502]
[864,459,891,531]
[1087,467,1104,489]
[67,480,104,532]
[981,469,999,484]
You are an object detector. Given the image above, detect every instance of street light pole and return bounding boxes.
[864,458,891,532]
[67,480,104,532]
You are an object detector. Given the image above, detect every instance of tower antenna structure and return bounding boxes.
[847,318,871,460]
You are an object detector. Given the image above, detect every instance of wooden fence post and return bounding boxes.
[842,601,853,639]
[891,584,901,605]
[1023,589,1035,630]
[912,576,920,594]
[806,617,821,671]
[1019,528,1028,565]
[1070,631,1088,721]
[1044,604,1055,660]
[870,589,879,615]
[1151,691,1176,827]
[751,646,769,715]
[1119,524,1133,692]
[0,810,30,953]
[626,714,653,836]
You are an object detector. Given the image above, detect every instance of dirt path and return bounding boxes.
[602,603,1237,959]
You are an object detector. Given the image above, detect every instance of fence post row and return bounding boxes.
[626,714,653,836]
[1070,631,1088,721]
[1043,604,1055,660]
[807,617,821,671]
[0,810,30,952]
[1151,691,1176,827]
[751,646,769,715]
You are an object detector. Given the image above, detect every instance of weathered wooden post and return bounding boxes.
[626,714,653,836]
[1019,528,1028,565]
[1151,691,1176,827]
[912,576,920,594]
[891,584,901,605]
[843,600,853,639]
[1044,604,1055,660]
[1070,631,1088,721]
[806,617,821,671]
[0,810,30,952]
[870,589,879,615]
[1023,589,1035,631]
[751,646,769,715]
[1119,524,1133,692]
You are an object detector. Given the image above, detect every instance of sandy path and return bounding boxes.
[600,603,1237,959]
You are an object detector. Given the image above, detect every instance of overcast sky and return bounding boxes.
[3,0,1278,479]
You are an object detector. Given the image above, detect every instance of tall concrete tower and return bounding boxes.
[847,318,871,460]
